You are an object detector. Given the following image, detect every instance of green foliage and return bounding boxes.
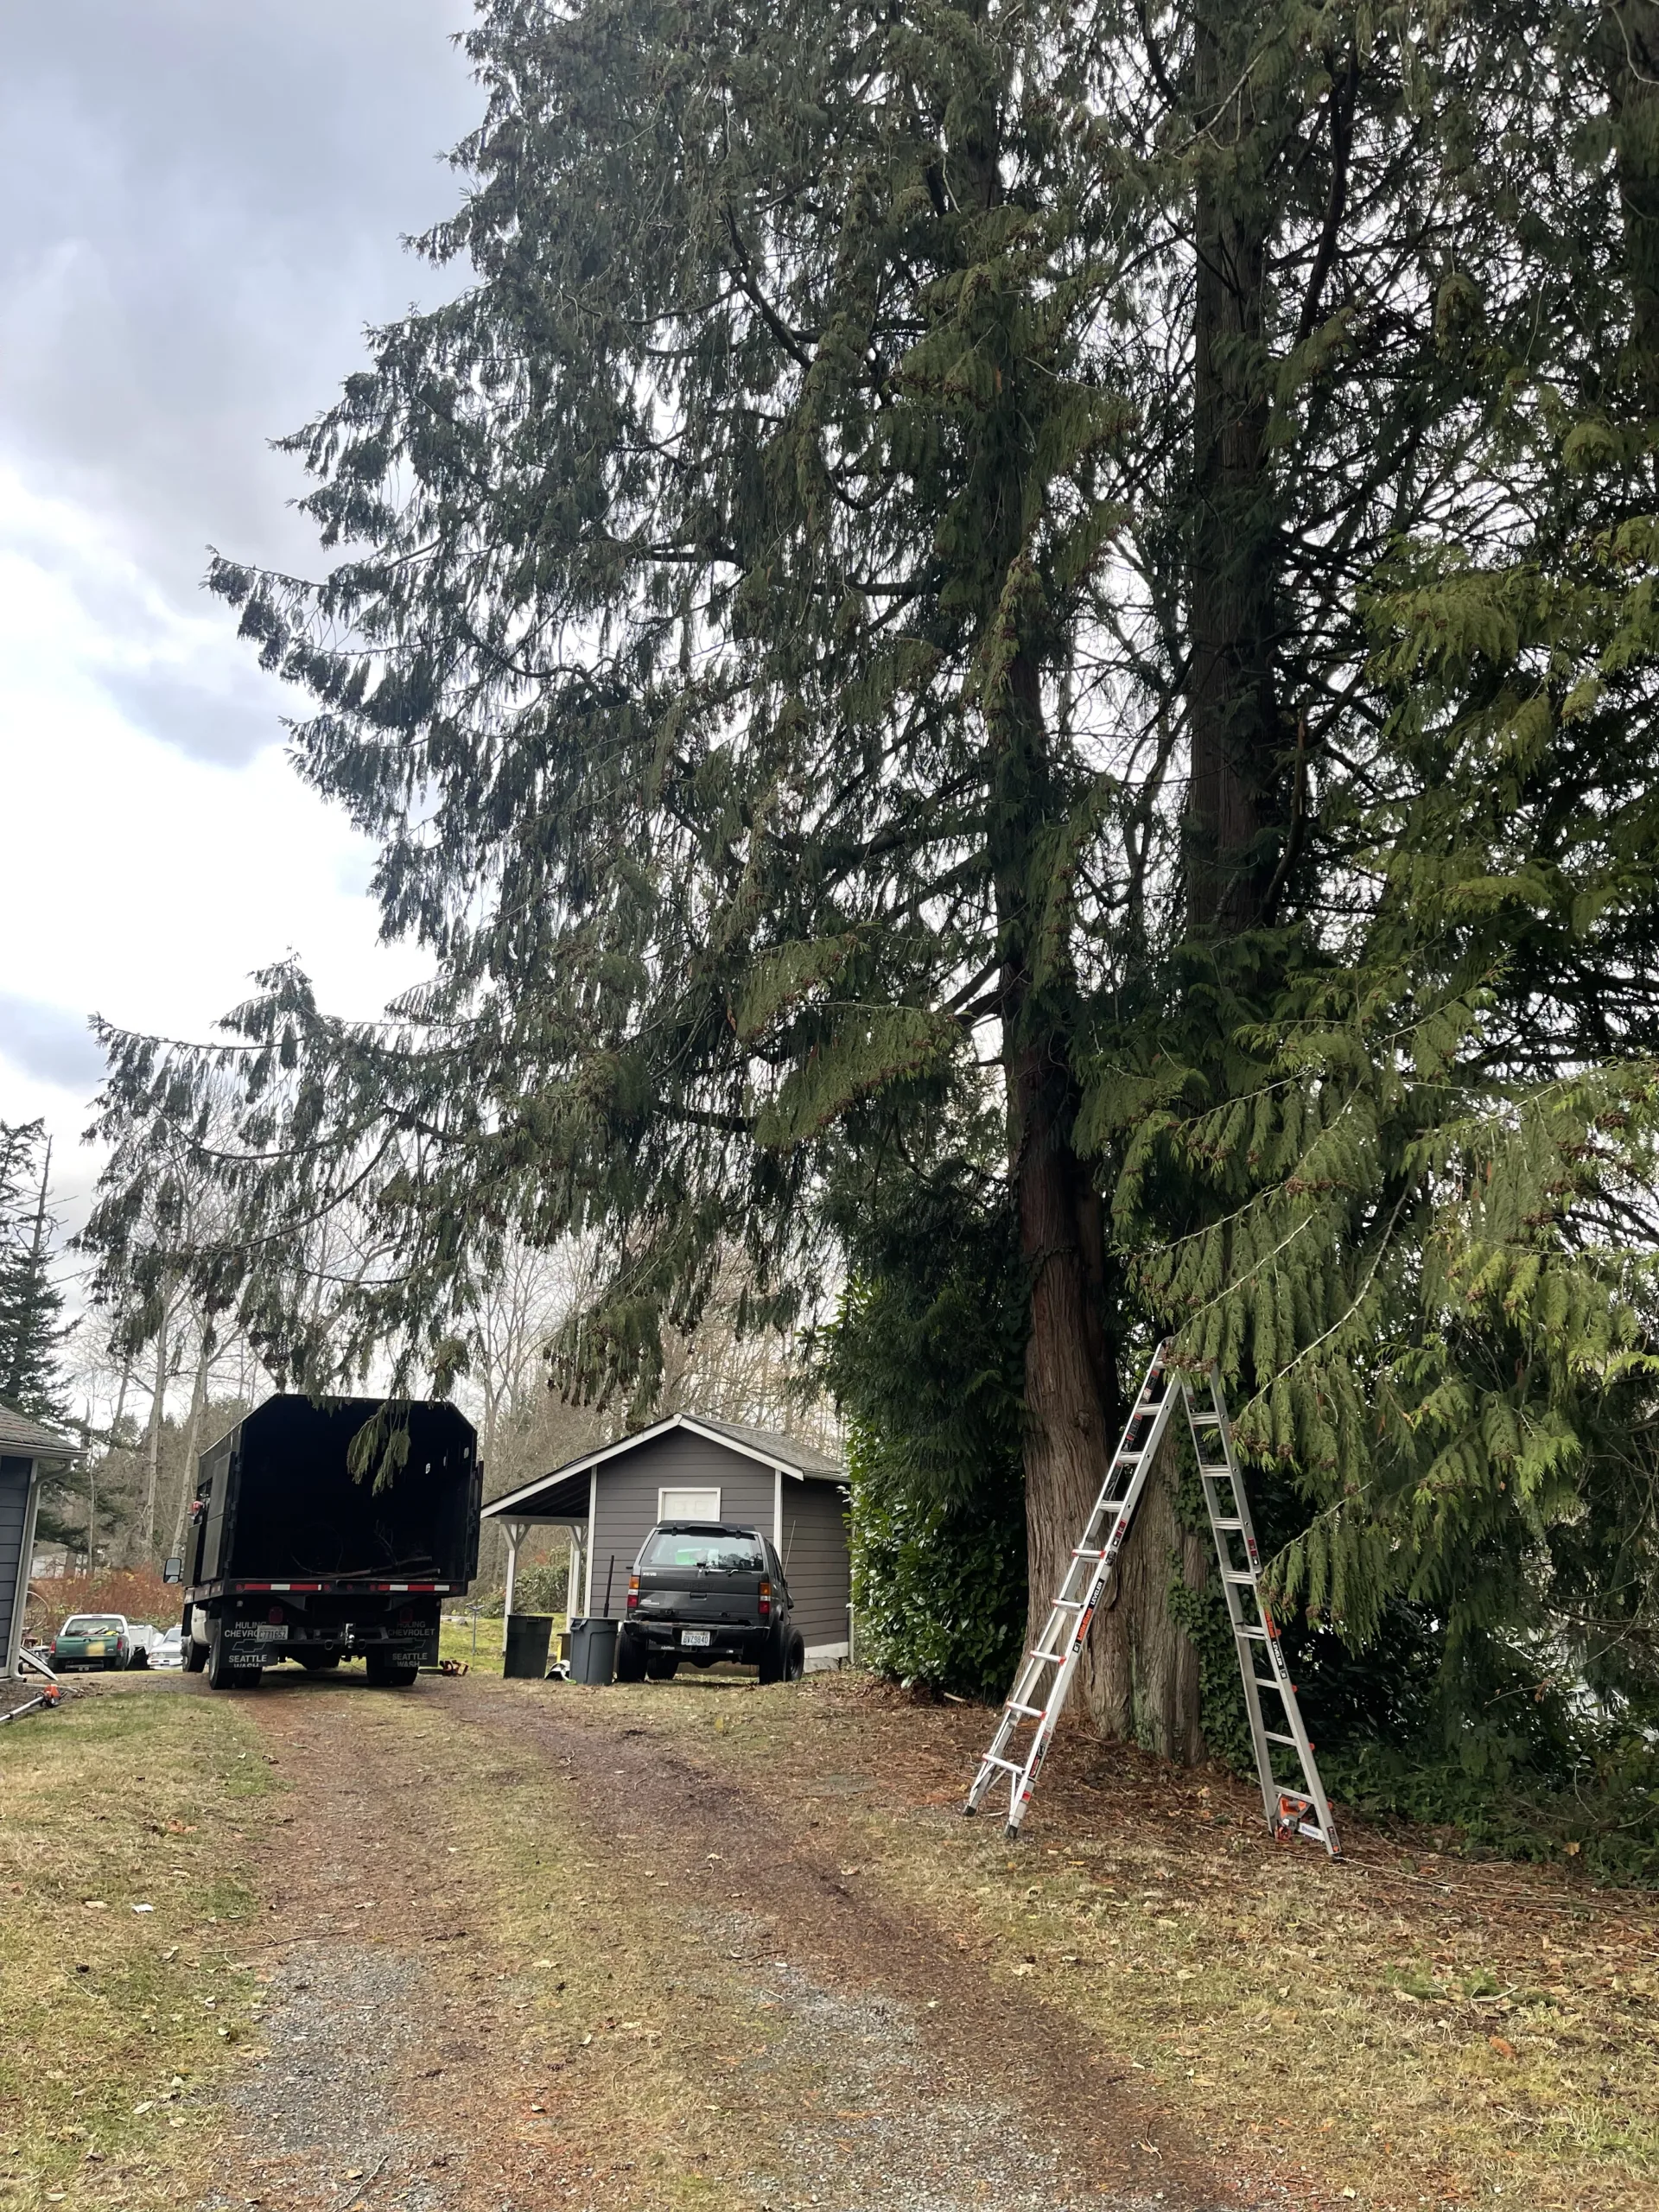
[819,1156,1027,1694]
[73,0,1659,1848]
[847,1419,1026,1697]
[0,1120,67,1429]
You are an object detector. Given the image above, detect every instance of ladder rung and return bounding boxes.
[969,1339,1338,1858]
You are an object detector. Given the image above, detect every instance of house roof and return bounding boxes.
[481,1409,843,1525]
[0,1403,81,1460]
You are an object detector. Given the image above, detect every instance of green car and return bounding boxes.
[48,1613,133,1671]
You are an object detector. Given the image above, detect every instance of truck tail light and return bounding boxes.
[759,1579,772,1619]
[626,1573,639,1612]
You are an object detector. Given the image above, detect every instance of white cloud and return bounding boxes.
[0,1,477,1237]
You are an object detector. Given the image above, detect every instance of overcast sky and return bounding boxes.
[0,0,481,1238]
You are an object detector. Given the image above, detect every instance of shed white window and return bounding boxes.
[658,1486,721,1521]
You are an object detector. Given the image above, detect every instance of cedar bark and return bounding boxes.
[1186,1,1282,937]
[969,58,1210,1760]
[1001,648,1207,1759]
[1605,3,1659,433]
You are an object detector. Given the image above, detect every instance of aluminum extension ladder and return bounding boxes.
[965,1341,1340,1855]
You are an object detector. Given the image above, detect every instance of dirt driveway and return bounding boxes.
[146,1662,1657,2212]
[194,1669,1258,2212]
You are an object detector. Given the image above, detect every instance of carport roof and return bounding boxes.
[481,1410,842,1525]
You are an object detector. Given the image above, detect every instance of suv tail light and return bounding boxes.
[759,1578,772,1620]
[626,1573,639,1612]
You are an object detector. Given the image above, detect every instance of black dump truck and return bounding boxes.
[175,1395,481,1691]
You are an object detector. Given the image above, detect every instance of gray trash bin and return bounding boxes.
[504,1612,554,1679]
[568,1616,619,1685]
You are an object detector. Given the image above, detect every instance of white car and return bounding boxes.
[150,1625,185,1670]
[124,1623,162,1669]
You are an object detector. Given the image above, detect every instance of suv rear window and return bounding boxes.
[643,1531,765,1573]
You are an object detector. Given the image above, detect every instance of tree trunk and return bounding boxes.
[1013,1053,1208,1758]
[1092,1425,1211,1764]
[1605,4,1659,439]
[168,1320,213,1560]
[1001,640,1205,1760]
[1186,0,1283,937]
[140,1300,171,1559]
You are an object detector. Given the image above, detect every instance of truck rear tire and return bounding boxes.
[301,1651,342,1672]
[207,1623,260,1692]
[365,1656,418,1688]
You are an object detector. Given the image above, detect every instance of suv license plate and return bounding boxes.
[680,1628,712,1648]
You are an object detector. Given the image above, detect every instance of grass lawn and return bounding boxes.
[436,1612,575,1676]
[0,1686,272,2210]
[576,1672,1659,2212]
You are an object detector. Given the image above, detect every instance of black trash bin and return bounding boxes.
[568,1616,619,1685]
[503,1613,555,1680]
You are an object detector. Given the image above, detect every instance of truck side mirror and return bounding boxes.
[162,1555,183,1585]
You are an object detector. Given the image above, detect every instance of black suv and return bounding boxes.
[616,1521,805,1682]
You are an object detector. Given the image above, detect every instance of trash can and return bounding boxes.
[568,1616,619,1685]
[504,1612,555,1680]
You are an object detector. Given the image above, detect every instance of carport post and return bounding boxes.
[502,1519,530,1652]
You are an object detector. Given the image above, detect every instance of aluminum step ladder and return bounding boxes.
[964,1341,1340,1856]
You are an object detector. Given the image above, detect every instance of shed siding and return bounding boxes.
[1,1456,35,1675]
[587,1433,774,1618]
[779,1476,850,1655]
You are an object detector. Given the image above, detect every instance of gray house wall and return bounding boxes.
[580,1428,850,1663]
[1,1455,38,1678]
[586,1431,773,1618]
[779,1476,850,1657]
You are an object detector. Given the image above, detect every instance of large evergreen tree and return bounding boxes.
[86,0,1659,1763]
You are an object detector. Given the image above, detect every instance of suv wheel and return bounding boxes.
[645,1652,680,1681]
[615,1630,648,1682]
[785,1632,805,1682]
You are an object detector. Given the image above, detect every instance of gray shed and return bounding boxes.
[1,1405,80,1679]
[483,1414,852,1667]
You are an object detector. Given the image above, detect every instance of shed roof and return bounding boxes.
[0,1403,81,1460]
[482,1410,842,1525]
